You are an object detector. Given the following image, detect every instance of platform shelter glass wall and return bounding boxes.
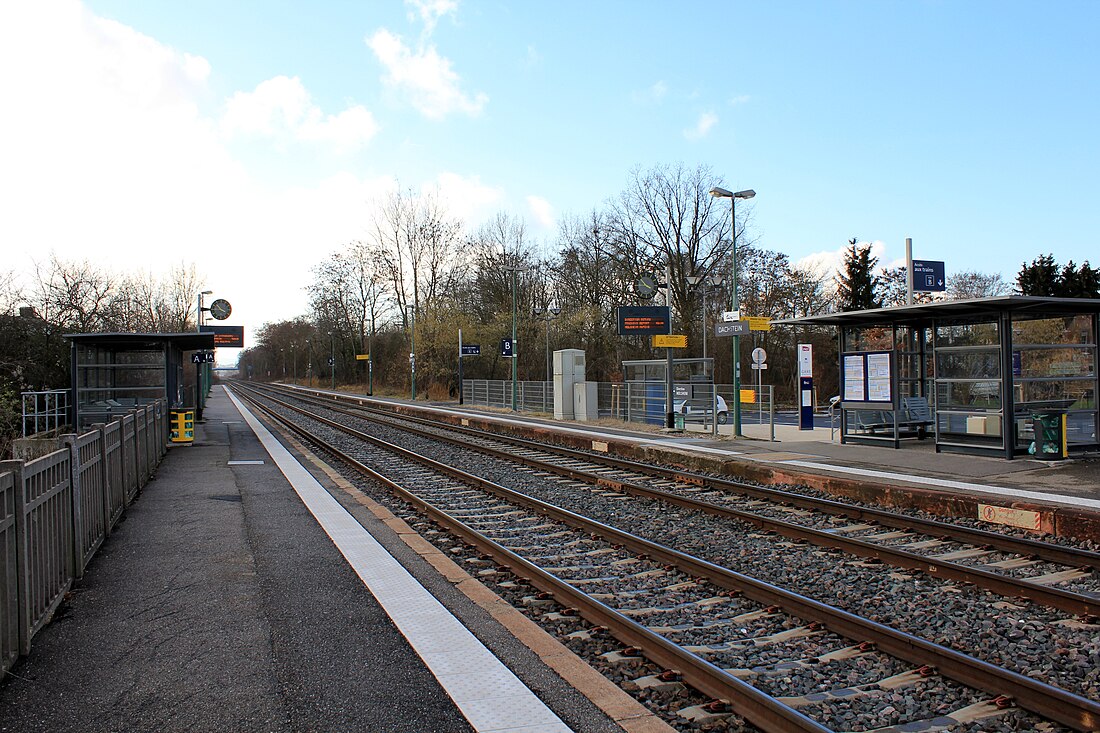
[933,320,1002,450]
[840,326,895,440]
[1011,315,1098,452]
[73,343,167,427]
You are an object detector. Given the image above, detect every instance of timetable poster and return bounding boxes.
[843,355,866,401]
[866,352,893,402]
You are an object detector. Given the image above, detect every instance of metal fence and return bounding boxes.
[0,400,167,674]
[21,389,70,437]
[461,379,775,434]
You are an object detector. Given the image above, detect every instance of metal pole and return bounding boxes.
[307,340,313,387]
[409,308,416,401]
[458,328,464,405]
[731,198,743,437]
[330,332,335,391]
[291,344,297,382]
[702,287,708,361]
[905,237,914,306]
[665,261,675,429]
[368,322,373,396]
[511,270,518,411]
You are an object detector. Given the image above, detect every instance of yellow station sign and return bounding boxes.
[747,317,772,332]
[652,334,688,348]
[355,354,370,360]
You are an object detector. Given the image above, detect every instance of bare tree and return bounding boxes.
[946,270,1010,300]
[32,254,116,331]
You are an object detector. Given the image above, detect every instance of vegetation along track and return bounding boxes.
[233,382,1100,732]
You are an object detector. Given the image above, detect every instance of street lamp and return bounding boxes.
[709,186,755,437]
[195,290,213,418]
[291,343,297,382]
[407,305,416,400]
[686,275,725,362]
[364,320,373,396]
[533,301,561,412]
[306,339,313,387]
[503,265,527,411]
[280,348,286,379]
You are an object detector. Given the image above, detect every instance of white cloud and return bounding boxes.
[796,239,890,284]
[222,75,378,151]
[405,0,458,36]
[728,94,750,105]
[632,80,667,105]
[684,111,718,140]
[431,172,504,223]
[526,195,555,230]
[367,28,487,119]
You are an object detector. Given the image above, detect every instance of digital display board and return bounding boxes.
[616,306,671,336]
[199,325,245,348]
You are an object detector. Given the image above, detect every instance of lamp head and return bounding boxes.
[709,186,733,198]
[549,302,561,316]
[733,189,756,200]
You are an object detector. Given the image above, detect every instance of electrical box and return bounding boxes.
[170,409,194,444]
[573,381,598,422]
[553,349,586,420]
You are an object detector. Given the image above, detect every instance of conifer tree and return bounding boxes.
[835,238,882,311]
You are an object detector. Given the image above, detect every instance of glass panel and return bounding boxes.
[936,411,1003,442]
[936,381,1002,410]
[936,349,1001,380]
[1014,381,1095,410]
[1012,315,1096,346]
[844,326,893,352]
[1013,347,1095,378]
[935,321,999,347]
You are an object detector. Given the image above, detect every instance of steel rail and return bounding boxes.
[253,383,1100,617]
[238,385,1100,732]
[233,386,831,733]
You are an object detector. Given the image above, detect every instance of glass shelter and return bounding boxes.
[776,297,1100,459]
[66,332,215,429]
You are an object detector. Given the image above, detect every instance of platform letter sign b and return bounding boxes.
[500,338,514,357]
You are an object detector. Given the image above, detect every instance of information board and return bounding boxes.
[912,260,946,292]
[199,325,245,347]
[841,351,893,403]
[616,306,671,336]
[652,334,687,348]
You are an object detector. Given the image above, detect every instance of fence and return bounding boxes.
[21,389,70,437]
[461,379,775,434]
[0,400,166,675]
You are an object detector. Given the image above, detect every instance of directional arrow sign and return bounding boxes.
[715,320,750,337]
[912,260,946,292]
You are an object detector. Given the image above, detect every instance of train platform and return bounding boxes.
[0,387,667,733]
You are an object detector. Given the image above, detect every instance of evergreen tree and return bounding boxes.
[1016,254,1059,295]
[835,238,882,311]
[1016,254,1100,298]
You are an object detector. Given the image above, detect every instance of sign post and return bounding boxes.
[798,343,814,430]
[457,330,482,405]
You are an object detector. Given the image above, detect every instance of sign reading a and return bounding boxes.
[912,260,946,292]
[191,351,215,363]
[652,334,687,348]
[616,306,671,336]
[460,344,481,356]
[199,325,245,348]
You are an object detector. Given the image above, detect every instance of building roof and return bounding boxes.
[64,332,216,350]
[772,295,1100,328]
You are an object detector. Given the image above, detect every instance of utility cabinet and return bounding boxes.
[553,349,586,419]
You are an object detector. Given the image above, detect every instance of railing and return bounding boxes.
[21,389,70,437]
[462,380,555,413]
[0,400,167,675]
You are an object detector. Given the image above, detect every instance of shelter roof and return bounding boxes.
[772,295,1100,328]
[64,332,216,350]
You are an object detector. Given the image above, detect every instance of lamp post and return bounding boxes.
[306,339,313,387]
[195,290,213,418]
[686,275,724,362]
[708,186,755,437]
[364,320,373,396]
[407,305,416,400]
[291,343,297,383]
[533,301,561,412]
[503,265,526,411]
[280,348,285,379]
[328,331,335,391]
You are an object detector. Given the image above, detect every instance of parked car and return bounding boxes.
[674,395,729,424]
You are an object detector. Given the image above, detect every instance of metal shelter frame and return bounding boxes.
[65,332,215,430]
[775,296,1100,459]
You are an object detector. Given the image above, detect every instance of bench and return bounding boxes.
[900,396,933,439]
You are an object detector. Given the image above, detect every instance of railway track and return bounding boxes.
[257,383,1100,618]
[233,383,1100,732]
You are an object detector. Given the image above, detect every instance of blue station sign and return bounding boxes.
[912,260,946,292]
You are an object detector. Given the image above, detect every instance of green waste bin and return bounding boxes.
[674,412,685,430]
[1029,411,1067,460]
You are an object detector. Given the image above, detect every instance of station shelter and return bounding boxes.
[621,357,716,425]
[65,332,215,430]
[775,296,1100,459]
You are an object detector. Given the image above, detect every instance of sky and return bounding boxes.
[2,0,1098,361]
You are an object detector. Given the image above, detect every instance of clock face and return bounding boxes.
[209,298,232,320]
[635,273,659,299]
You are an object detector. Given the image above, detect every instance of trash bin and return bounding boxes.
[170,409,195,444]
[1029,411,1067,460]
[674,412,685,430]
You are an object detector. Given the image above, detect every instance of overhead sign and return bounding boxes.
[912,260,946,292]
[747,317,771,332]
[460,344,481,356]
[652,334,687,348]
[616,305,671,336]
[715,321,750,337]
[191,351,215,363]
[500,338,513,357]
[199,325,245,348]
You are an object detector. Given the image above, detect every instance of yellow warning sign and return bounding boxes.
[747,317,771,332]
[652,334,688,348]
[355,354,370,360]
[740,389,756,404]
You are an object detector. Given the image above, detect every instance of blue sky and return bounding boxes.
[2,1,1098,339]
